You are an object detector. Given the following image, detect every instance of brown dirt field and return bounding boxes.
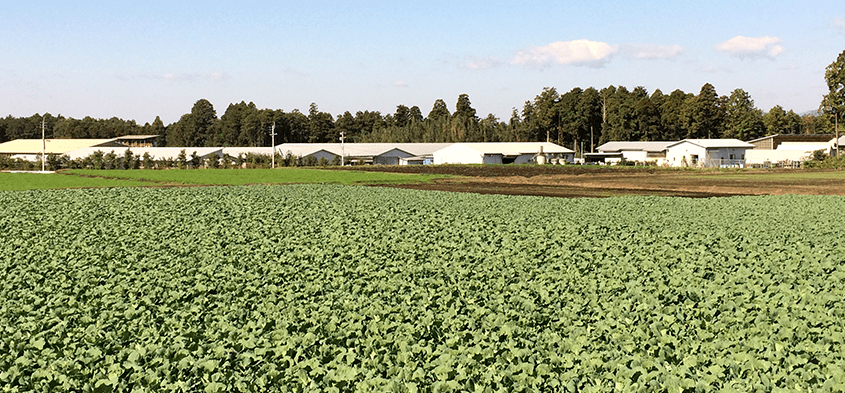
[334,165,845,198]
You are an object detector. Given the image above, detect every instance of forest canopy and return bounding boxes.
[2,76,840,153]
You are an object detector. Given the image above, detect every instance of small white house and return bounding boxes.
[665,139,754,167]
[433,142,575,165]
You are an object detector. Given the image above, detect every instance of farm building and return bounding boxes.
[0,138,126,161]
[831,135,845,156]
[593,141,674,165]
[747,134,835,150]
[65,147,223,167]
[745,134,836,166]
[274,143,452,165]
[432,142,574,165]
[665,139,754,167]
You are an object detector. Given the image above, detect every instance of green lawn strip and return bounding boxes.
[0,172,159,191]
[63,168,450,186]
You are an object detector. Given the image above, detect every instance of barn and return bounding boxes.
[274,143,452,165]
[665,139,753,167]
[433,142,574,165]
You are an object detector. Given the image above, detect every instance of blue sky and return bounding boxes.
[2,1,844,125]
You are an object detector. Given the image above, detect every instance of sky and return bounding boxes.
[2,0,844,125]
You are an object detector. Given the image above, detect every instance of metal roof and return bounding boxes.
[0,139,122,155]
[666,139,754,149]
[747,134,835,144]
[114,135,160,140]
[596,141,674,153]
[440,142,575,155]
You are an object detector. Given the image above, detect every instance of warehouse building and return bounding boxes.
[274,143,452,165]
[0,138,126,161]
[591,141,675,165]
[432,142,574,165]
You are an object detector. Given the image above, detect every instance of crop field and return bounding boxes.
[1,185,844,391]
[63,168,449,186]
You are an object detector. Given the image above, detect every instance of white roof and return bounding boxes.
[275,143,453,157]
[65,147,222,160]
[438,142,574,155]
[222,147,276,157]
[0,138,122,155]
[667,139,753,149]
[596,141,674,153]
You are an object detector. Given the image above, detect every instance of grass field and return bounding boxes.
[0,168,451,191]
[0,172,157,191]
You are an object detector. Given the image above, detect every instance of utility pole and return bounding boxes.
[269,123,277,168]
[41,117,46,172]
[833,113,839,157]
[339,131,345,166]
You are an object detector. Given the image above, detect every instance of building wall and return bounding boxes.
[482,154,503,164]
[433,145,483,164]
[621,151,649,162]
[705,147,747,161]
[746,149,814,165]
[666,143,707,167]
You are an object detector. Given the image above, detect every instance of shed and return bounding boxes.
[595,141,674,164]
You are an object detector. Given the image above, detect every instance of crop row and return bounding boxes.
[1,186,844,392]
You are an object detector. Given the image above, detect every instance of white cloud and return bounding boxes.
[394,80,408,88]
[715,36,784,59]
[702,66,729,73]
[512,39,618,67]
[622,44,683,59]
[833,17,845,33]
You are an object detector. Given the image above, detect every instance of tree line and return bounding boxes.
[3,47,844,153]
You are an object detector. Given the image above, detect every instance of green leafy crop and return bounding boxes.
[0,186,843,392]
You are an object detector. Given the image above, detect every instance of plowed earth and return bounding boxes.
[335,166,845,198]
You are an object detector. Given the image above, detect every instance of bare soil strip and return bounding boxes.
[341,166,845,198]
